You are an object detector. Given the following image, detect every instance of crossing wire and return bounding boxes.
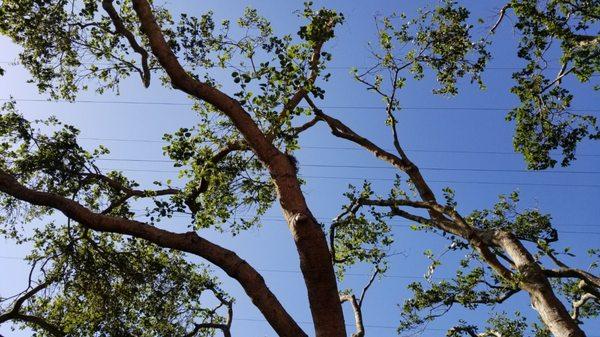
[94,158,600,175]
[2,97,600,112]
[95,166,600,189]
[126,211,596,228]
[77,136,600,158]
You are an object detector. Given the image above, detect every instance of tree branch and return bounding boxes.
[0,169,306,337]
[0,280,65,337]
[102,0,151,87]
[80,172,180,214]
[340,294,364,337]
[490,4,511,34]
[130,3,347,335]
[571,293,598,322]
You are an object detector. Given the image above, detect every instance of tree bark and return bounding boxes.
[492,232,586,337]
[0,170,307,337]
[130,1,347,336]
[316,106,588,337]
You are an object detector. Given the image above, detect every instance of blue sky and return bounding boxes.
[1,1,599,336]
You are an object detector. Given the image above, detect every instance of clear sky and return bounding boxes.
[1,1,599,336]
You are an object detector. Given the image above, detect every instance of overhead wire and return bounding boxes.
[2,97,599,113]
[76,136,600,158]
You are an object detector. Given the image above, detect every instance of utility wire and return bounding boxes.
[2,98,599,112]
[0,255,440,280]
[77,137,600,158]
[130,214,598,233]
[0,60,587,71]
[96,167,600,188]
[95,158,600,175]
[128,211,596,228]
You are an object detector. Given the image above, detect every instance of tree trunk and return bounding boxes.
[130,1,348,335]
[494,232,586,337]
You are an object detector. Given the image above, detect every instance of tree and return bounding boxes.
[0,1,598,337]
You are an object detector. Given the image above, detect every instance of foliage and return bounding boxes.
[1,222,229,337]
[0,1,598,336]
[505,0,600,169]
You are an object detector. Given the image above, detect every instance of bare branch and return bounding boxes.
[571,293,598,322]
[490,4,511,34]
[358,267,380,308]
[340,294,364,337]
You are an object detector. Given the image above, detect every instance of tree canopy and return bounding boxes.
[0,1,598,337]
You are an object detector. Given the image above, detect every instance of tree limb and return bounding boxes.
[490,4,511,34]
[102,0,151,87]
[340,294,364,337]
[571,293,598,322]
[0,169,306,337]
[130,2,347,335]
[0,280,65,337]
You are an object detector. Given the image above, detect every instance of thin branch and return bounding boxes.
[571,293,598,321]
[490,4,511,34]
[0,280,65,337]
[185,141,246,215]
[102,0,151,87]
[271,16,336,136]
[287,117,321,138]
[79,172,180,214]
[540,50,599,93]
[358,267,380,308]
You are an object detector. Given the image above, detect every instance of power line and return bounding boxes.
[128,211,596,228]
[77,137,600,158]
[96,167,600,188]
[303,175,600,189]
[135,212,598,228]
[1,61,591,72]
[133,216,597,235]
[0,255,439,280]
[95,158,600,175]
[2,98,599,112]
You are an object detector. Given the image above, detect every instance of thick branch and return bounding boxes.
[0,170,306,337]
[544,268,600,297]
[130,2,346,336]
[340,294,364,337]
[0,313,64,337]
